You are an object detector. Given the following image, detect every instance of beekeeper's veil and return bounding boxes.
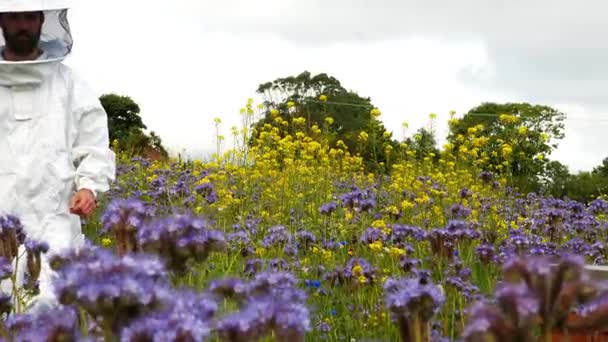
[0,0,71,84]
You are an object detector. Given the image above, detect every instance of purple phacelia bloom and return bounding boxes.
[24,240,49,254]
[399,257,421,273]
[479,170,494,183]
[262,225,292,248]
[216,297,310,342]
[589,199,608,215]
[50,246,170,332]
[284,244,299,256]
[100,198,154,256]
[389,224,427,242]
[121,290,217,342]
[459,187,471,198]
[449,204,471,219]
[319,201,338,215]
[494,282,539,320]
[475,243,495,264]
[0,256,12,280]
[215,271,310,342]
[383,276,445,341]
[194,182,218,204]
[24,239,49,292]
[100,198,152,234]
[316,320,331,333]
[268,258,289,271]
[136,214,227,274]
[296,230,316,248]
[360,227,385,244]
[209,278,249,300]
[244,258,264,276]
[228,231,251,246]
[4,306,80,341]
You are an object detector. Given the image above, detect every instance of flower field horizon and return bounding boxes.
[2,100,608,341]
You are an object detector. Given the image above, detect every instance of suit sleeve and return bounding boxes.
[69,71,116,198]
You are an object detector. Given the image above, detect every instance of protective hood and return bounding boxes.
[0,0,72,86]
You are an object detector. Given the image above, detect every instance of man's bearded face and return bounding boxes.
[0,12,43,56]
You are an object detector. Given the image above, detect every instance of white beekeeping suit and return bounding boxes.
[0,0,116,311]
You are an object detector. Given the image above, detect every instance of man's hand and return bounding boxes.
[69,189,97,218]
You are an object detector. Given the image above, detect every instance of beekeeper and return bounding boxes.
[0,0,116,311]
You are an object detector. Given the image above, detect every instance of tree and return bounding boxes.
[100,93,168,159]
[592,157,608,177]
[100,94,146,144]
[542,160,571,198]
[252,71,399,171]
[448,102,566,192]
[403,127,440,162]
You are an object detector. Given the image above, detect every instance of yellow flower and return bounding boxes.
[499,114,519,124]
[270,109,279,117]
[371,219,386,229]
[389,247,405,257]
[358,275,367,284]
[369,241,383,251]
[517,126,528,135]
[352,265,363,276]
[325,117,334,125]
[501,144,513,157]
[319,94,328,102]
[101,237,112,247]
[370,108,381,117]
[401,200,414,210]
[287,101,295,108]
[358,131,369,142]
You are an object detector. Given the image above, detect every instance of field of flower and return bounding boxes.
[2,101,608,341]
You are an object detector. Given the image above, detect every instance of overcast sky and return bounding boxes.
[64,0,608,172]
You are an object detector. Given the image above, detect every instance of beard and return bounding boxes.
[2,29,41,57]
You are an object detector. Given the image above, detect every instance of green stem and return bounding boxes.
[413,315,422,342]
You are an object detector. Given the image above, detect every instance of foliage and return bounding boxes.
[252,71,399,172]
[447,102,566,193]
[100,93,168,159]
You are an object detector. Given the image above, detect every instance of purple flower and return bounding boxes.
[399,257,421,273]
[384,277,444,320]
[100,198,154,256]
[360,227,385,244]
[475,243,495,264]
[50,246,170,332]
[194,182,218,204]
[479,171,494,183]
[136,214,226,274]
[448,204,471,219]
[209,278,249,300]
[262,225,292,248]
[121,290,217,342]
[0,256,12,280]
[296,230,316,248]
[384,276,445,342]
[244,258,264,276]
[215,272,310,342]
[4,306,80,341]
[319,202,338,215]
